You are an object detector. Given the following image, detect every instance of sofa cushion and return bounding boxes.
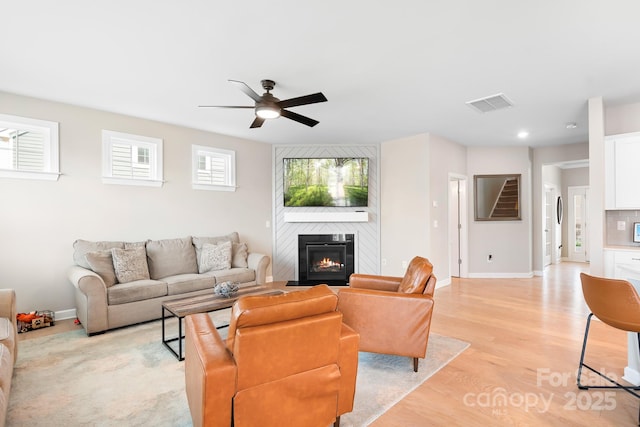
[85,250,118,287]
[107,279,168,305]
[198,241,232,273]
[111,247,151,283]
[192,232,240,261]
[125,241,148,249]
[73,240,124,269]
[232,242,249,268]
[164,274,216,296]
[146,237,198,279]
[204,268,256,285]
[0,318,15,362]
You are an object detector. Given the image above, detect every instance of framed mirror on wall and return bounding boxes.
[474,174,521,221]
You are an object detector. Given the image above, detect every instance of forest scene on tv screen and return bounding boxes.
[283,158,369,207]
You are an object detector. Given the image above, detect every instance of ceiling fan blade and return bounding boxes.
[277,92,327,109]
[229,80,262,102]
[198,105,254,108]
[280,109,319,127]
[250,116,265,128]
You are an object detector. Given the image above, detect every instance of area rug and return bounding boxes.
[7,313,468,426]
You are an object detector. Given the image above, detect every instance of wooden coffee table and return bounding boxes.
[162,284,285,360]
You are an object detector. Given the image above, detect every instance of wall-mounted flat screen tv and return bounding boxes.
[283,157,369,207]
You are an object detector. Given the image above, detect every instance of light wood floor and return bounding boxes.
[373,262,639,427]
[18,264,638,425]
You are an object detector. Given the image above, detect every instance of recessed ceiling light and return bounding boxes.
[517,131,529,139]
[566,122,577,129]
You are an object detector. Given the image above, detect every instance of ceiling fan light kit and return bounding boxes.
[255,104,281,119]
[199,79,327,128]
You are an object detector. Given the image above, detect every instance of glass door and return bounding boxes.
[568,186,589,263]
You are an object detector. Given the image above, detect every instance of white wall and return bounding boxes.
[606,102,640,135]
[467,146,533,276]
[380,133,466,282]
[429,134,467,282]
[380,134,430,276]
[588,97,605,276]
[0,91,272,314]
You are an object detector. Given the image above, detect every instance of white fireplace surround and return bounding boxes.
[272,144,380,282]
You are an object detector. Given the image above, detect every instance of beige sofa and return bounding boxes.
[0,290,16,427]
[67,232,270,335]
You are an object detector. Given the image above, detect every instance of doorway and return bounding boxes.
[449,174,468,278]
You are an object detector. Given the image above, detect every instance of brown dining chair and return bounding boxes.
[578,273,640,424]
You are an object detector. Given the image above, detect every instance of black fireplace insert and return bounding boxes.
[296,234,354,286]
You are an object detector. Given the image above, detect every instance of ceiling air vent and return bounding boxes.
[466,93,514,113]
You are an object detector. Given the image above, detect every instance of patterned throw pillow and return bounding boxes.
[111,247,150,283]
[198,241,232,273]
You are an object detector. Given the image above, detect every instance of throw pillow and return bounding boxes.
[111,247,150,283]
[198,241,232,273]
[232,242,249,268]
[85,250,118,287]
[73,239,125,269]
[192,232,240,261]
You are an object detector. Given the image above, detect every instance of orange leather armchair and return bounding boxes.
[337,256,436,372]
[184,284,359,427]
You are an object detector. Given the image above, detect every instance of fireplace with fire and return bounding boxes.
[297,234,354,286]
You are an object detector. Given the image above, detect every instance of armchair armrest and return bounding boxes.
[185,313,237,427]
[349,273,401,292]
[247,252,270,285]
[337,323,359,416]
[337,288,434,358]
[0,289,17,362]
[0,289,16,323]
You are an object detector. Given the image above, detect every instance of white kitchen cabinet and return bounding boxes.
[605,132,640,209]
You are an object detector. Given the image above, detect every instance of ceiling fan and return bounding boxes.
[199,79,327,128]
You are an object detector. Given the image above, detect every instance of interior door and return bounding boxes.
[544,187,553,266]
[449,180,461,277]
[568,186,589,262]
[449,175,467,278]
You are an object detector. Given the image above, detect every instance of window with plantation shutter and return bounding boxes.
[102,130,163,187]
[0,114,59,181]
[192,145,236,191]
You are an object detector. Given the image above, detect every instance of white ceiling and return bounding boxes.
[3,1,640,148]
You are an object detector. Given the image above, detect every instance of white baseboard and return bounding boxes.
[623,366,640,386]
[266,275,273,283]
[468,272,534,279]
[533,270,544,276]
[55,308,76,321]
[436,278,451,288]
